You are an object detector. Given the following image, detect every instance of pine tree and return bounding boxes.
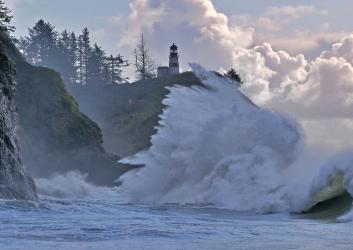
[60,30,71,52]
[68,32,78,85]
[24,19,58,66]
[134,34,156,80]
[87,44,106,85]
[17,37,29,54]
[77,34,84,85]
[77,28,91,85]
[224,68,243,85]
[105,54,128,84]
[56,30,71,83]
[17,21,129,86]
[0,0,15,34]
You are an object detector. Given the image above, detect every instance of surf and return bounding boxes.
[119,64,353,219]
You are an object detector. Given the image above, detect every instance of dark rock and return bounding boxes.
[0,38,37,200]
[0,33,128,186]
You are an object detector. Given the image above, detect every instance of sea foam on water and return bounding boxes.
[120,64,353,214]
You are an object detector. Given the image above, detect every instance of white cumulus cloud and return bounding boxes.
[122,0,353,121]
[238,36,353,119]
[120,0,253,51]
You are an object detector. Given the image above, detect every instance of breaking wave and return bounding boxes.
[119,64,353,216]
[35,171,120,200]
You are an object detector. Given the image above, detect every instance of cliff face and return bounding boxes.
[0,41,37,200]
[68,73,202,157]
[0,33,128,186]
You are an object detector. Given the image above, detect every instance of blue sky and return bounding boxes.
[10,0,353,53]
[7,0,353,79]
[10,0,353,30]
[11,0,130,36]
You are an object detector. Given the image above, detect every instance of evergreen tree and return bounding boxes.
[68,32,78,85]
[87,44,106,85]
[59,30,71,53]
[224,68,243,85]
[105,54,128,84]
[56,30,71,82]
[24,19,58,66]
[17,37,29,54]
[134,34,156,80]
[77,34,84,85]
[0,0,15,34]
[77,28,91,85]
[17,21,128,86]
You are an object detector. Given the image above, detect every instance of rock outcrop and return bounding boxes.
[0,39,37,200]
[69,72,203,157]
[0,33,129,186]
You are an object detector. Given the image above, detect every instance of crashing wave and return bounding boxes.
[119,64,353,216]
[36,171,120,200]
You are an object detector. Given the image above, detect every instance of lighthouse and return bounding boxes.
[168,43,180,75]
[157,43,181,78]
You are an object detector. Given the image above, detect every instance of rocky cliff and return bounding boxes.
[68,73,203,157]
[0,33,128,186]
[0,39,37,200]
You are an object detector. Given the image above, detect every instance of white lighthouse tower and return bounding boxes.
[168,43,180,75]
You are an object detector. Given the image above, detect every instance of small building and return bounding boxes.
[157,66,169,78]
[157,43,181,78]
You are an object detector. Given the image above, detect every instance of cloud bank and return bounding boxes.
[121,0,254,49]
[121,0,353,123]
[238,35,353,119]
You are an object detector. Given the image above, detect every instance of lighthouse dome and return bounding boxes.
[170,43,178,50]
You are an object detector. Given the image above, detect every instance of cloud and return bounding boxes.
[238,35,353,119]
[265,5,328,19]
[258,31,350,56]
[257,17,280,32]
[120,0,253,50]
[253,5,328,33]
[121,0,353,121]
[120,1,345,63]
[233,43,308,104]
[119,0,166,47]
[321,34,353,64]
[117,0,254,77]
[97,15,124,26]
[238,4,333,54]
[176,0,254,50]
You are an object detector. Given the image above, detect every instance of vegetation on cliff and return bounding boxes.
[69,72,202,157]
[1,32,128,185]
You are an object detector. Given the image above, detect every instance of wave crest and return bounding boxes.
[119,64,353,216]
[120,64,304,212]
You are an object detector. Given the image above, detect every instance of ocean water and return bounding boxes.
[3,64,353,249]
[0,171,349,250]
[0,193,353,250]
